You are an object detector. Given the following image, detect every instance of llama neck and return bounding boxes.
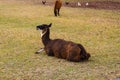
[41,29,51,46]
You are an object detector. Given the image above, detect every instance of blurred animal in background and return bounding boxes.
[77,2,81,7]
[65,1,69,5]
[86,2,89,6]
[54,0,62,16]
[42,0,46,5]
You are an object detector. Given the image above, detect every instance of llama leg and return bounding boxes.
[67,56,80,62]
[58,9,60,16]
[67,53,80,62]
[56,9,58,16]
[47,52,54,56]
[45,49,54,56]
[35,48,44,54]
[54,52,62,58]
[54,9,57,16]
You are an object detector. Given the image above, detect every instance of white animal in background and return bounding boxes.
[86,2,89,6]
[77,2,81,7]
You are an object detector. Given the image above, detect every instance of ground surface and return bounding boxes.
[0,0,120,80]
[37,1,120,10]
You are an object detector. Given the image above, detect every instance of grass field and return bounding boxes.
[0,0,120,80]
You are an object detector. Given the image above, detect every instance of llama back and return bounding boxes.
[50,39,81,61]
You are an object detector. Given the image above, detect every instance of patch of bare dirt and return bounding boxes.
[40,1,120,10]
[74,1,120,10]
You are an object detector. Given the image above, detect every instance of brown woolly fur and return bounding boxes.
[54,0,62,16]
[36,23,91,62]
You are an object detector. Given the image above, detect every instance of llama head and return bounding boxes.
[36,23,52,37]
[36,23,52,30]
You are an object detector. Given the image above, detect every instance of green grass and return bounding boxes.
[0,0,120,80]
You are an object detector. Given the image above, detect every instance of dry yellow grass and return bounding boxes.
[0,0,120,80]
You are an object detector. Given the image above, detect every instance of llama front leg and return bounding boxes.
[45,49,54,56]
[35,48,44,54]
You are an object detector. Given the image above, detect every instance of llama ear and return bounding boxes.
[48,23,52,27]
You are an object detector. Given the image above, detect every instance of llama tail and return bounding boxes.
[77,44,91,61]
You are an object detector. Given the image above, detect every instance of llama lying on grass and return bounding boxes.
[36,23,91,62]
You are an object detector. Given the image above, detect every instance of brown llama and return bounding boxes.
[36,23,91,62]
[65,2,69,5]
[54,0,62,16]
[42,1,46,5]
